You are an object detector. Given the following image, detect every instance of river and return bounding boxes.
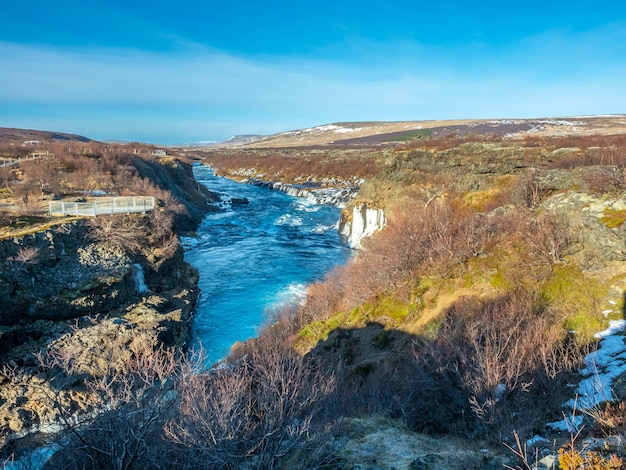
[183,165,351,365]
[2,165,350,470]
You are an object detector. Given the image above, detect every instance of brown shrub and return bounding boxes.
[86,213,150,254]
[201,149,384,183]
[166,335,336,469]
[37,344,180,470]
[407,291,583,439]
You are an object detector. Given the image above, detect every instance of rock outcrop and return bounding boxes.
[0,221,199,448]
[540,190,626,269]
[0,157,215,452]
[245,178,358,207]
[0,222,135,324]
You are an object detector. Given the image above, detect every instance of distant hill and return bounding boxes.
[0,127,94,144]
[239,115,626,148]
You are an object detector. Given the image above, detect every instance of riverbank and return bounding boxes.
[0,157,217,459]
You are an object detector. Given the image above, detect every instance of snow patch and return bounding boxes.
[548,320,626,431]
[276,123,367,137]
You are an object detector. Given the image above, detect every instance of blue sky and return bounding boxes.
[1,1,625,144]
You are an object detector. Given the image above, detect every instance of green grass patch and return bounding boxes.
[297,313,345,349]
[600,207,626,229]
[297,291,420,350]
[386,129,432,142]
[366,294,416,325]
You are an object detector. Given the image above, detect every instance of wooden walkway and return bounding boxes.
[49,196,156,217]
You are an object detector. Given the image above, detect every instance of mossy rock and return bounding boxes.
[541,264,611,343]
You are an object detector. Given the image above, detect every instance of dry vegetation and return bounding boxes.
[198,147,386,184]
[5,127,626,468]
[0,140,211,240]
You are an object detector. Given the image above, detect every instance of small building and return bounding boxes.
[151,149,168,156]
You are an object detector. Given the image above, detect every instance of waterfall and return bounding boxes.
[341,203,386,249]
[132,263,149,294]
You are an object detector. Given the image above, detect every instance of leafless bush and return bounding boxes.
[511,169,554,209]
[166,336,336,469]
[407,291,584,439]
[9,246,41,272]
[520,209,573,271]
[201,149,383,183]
[86,214,149,255]
[20,156,62,195]
[37,344,180,470]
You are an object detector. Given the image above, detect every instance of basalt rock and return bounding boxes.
[0,222,136,325]
[0,243,198,450]
[245,178,358,207]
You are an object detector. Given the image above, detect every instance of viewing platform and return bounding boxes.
[48,196,156,217]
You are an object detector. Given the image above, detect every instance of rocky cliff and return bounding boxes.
[0,157,215,452]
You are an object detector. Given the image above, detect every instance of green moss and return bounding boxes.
[541,264,610,343]
[297,291,420,350]
[600,207,626,229]
[369,295,415,325]
[414,277,433,296]
[298,314,343,344]
[490,269,507,289]
[565,314,606,342]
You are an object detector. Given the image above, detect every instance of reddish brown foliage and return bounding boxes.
[201,149,384,183]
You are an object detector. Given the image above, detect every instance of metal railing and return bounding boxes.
[49,196,156,217]
[0,154,46,168]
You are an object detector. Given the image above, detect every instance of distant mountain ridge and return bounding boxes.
[235,115,626,148]
[3,115,626,149]
[0,127,93,143]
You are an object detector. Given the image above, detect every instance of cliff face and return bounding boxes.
[0,156,215,450]
[0,222,135,324]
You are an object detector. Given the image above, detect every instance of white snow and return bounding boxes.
[535,119,586,127]
[526,435,549,448]
[594,319,626,339]
[2,445,58,470]
[276,124,368,137]
[547,413,584,433]
[547,320,626,431]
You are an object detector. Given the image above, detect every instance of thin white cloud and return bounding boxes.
[0,22,625,142]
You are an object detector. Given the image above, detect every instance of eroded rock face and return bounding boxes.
[0,222,137,325]
[0,222,198,449]
[541,191,626,268]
